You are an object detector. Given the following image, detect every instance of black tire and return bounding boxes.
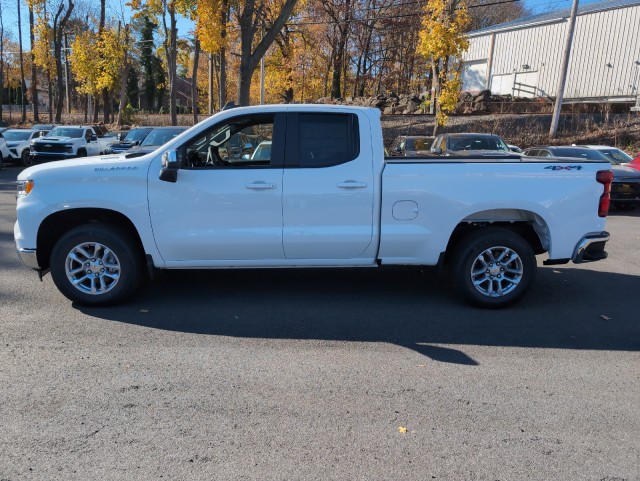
[77,149,87,157]
[50,224,142,306]
[451,228,536,308]
[21,149,33,167]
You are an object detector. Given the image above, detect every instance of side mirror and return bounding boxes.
[91,134,98,141]
[160,150,180,183]
[431,147,442,155]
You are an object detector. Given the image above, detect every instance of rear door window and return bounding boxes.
[286,113,360,168]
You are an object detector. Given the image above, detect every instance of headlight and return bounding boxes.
[17,180,34,197]
[64,144,74,153]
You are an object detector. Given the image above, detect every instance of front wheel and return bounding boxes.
[50,224,142,306]
[451,228,536,308]
[22,149,33,166]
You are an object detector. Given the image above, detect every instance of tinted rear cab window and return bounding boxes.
[287,113,359,167]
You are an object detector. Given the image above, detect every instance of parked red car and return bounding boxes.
[626,152,640,171]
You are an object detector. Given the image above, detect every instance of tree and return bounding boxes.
[235,0,299,105]
[17,0,27,123]
[28,3,40,121]
[125,64,139,108]
[51,0,74,122]
[135,15,163,112]
[195,0,229,109]
[0,1,5,121]
[417,0,469,134]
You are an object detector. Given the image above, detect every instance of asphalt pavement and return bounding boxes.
[1,164,639,480]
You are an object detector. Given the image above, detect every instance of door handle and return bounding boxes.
[245,182,276,190]
[337,181,367,189]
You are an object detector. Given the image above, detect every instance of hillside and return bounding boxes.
[381,113,640,154]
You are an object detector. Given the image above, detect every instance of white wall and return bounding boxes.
[463,4,640,101]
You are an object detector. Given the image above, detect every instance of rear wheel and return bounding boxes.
[50,224,142,306]
[451,228,536,308]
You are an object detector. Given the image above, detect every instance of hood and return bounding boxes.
[611,164,640,180]
[17,154,144,181]
[35,136,75,143]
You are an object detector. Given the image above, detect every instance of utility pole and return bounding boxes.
[549,0,579,139]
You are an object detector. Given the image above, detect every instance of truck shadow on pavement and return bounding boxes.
[78,265,640,365]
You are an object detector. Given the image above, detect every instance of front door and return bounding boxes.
[148,113,286,264]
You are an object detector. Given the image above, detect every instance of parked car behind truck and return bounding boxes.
[523,146,640,211]
[15,105,612,308]
[30,126,104,163]
[3,129,49,166]
[431,133,514,156]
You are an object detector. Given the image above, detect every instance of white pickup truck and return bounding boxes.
[29,125,104,164]
[14,105,612,308]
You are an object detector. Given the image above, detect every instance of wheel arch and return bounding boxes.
[443,209,550,266]
[37,208,146,270]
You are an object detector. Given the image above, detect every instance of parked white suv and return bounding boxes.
[0,131,11,169]
[4,129,49,166]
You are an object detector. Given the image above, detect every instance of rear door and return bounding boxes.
[281,111,375,260]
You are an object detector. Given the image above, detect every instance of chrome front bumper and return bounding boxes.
[17,248,40,269]
[572,232,610,263]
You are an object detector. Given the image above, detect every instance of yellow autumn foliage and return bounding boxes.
[416,0,470,126]
[69,26,127,96]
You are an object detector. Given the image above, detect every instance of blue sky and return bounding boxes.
[0,0,607,51]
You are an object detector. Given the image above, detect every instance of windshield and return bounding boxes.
[3,130,32,141]
[406,138,433,151]
[124,128,152,142]
[48,127,84,138]
[252,142,272,160]
[450,135,509,152]
[552,147,609,161]
[141,128,185,147]
[599,149,632,164]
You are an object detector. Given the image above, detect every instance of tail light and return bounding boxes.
[596,170,613,217]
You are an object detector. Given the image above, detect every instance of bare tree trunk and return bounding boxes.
[192,38,200,124]
[218,0,228,109]
[161,4,178,125]
[116,26,131,126]
[53,0,74,123]
[17,0,27,123]
[432,61,440,136]
[236,0,298,105]
[93,95,99,123]
[29,6,40,122]
[0,3,4,122]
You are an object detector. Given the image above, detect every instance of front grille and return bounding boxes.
[33,143,69,154]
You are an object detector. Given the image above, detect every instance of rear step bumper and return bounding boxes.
[571,231,610,263]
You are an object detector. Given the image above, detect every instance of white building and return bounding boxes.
[462,0,640,105]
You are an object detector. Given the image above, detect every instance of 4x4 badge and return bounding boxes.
[545,165,583,171]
